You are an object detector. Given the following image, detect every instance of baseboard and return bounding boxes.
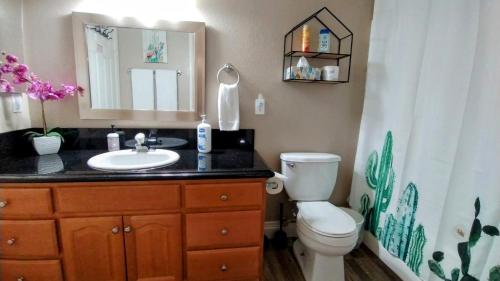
[264,220,297,238]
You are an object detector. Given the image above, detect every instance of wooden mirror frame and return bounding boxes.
[72,12,205,121]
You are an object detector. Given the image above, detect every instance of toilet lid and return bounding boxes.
[298,202,356,238]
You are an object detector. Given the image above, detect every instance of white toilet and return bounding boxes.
[281,152,358,281]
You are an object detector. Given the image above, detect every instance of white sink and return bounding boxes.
[87,149,180,171]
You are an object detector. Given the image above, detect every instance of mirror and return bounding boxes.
[72,12,205,121]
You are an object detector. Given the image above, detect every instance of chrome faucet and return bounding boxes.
[134,133,150,152]
[147,129,159,146]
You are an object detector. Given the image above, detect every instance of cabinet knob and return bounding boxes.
[219,194,229,201]
[111,226,120,234]
[0,200,8,208]
[220,228,229,235]
[17,277,24,281]
[124,226,132,233]
[7,238,16,246]
[220,264,228,272]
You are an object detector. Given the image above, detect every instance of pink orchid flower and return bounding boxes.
[1,51,84,135]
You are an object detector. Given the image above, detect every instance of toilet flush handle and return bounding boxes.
[286,162,295,168]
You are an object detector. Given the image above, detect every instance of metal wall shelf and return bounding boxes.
[282,79,346,84]
[283,7,353,84]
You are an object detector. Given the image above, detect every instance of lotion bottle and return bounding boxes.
[197,115,212,153]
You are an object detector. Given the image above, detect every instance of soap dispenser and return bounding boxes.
[107,125,120,152]
[197,115,212,153]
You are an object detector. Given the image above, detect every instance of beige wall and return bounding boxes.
[19,0,373,220]
[0,0,31,133]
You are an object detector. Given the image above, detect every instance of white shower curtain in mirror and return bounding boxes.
[349,1,500,280]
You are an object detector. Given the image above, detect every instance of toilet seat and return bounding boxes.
[297,201,356,238]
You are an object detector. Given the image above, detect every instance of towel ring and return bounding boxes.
[217,63,240,85]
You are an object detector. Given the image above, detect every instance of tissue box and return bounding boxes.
[285,66,302,80]
[285,67,322,80]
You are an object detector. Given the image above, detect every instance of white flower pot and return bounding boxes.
[33,136,61,155]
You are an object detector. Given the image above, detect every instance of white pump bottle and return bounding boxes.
[197,115,212,153]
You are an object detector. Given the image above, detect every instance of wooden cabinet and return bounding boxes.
[55,183,180,214]
[60,214,183,281]
[60,216,126,281]
[0,220,59,259]
[0,187,53,218]
[186,210,262,249]
[124,214,182,281]
[184,182,264,209]
[186,247,261,281]
[0,260,64,281]
[1,179,266,281]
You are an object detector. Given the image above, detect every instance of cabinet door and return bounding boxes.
[60,217,126,281]
[124,214,182,281]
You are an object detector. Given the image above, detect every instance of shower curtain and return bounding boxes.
[349,1,500,280]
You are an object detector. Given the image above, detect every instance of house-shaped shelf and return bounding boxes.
[283,7,353,84]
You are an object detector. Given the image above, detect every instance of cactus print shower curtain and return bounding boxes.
[349,1,500,280]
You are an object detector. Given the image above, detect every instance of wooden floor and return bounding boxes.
[263,242,402,281]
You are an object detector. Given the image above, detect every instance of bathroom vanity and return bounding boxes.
[0,10,273,281]
[0,129,273,281]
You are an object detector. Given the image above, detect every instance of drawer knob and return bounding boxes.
[220,228,229,235]
[111,226,120,234]
[220,264,228,272]
[17,277,24,281]
[124,226,132,233]
[0,200,7,208]
[219,194,229,201]
[7,238,16,246]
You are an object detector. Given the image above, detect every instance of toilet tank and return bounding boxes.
[280,153,341,201]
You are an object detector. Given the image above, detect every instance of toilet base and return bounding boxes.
[293,239,345,281]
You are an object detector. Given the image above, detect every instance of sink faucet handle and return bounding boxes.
[149,129,158,137]
[135,133,146,145]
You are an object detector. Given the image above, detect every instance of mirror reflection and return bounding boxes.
[85,25,196,112]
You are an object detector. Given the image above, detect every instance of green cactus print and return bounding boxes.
[359,193,371,229]
[387,183,419,260]
[406,224,426,275]
[490,266,500,281]
[364,131,427,277]
[382,214,397,248]
[360,193,370,217]
[365,131,395,236]
[428,198,500,281]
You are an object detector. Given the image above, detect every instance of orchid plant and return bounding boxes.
[0,51,83,142]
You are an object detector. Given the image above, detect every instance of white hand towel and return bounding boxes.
[218,83,239,131]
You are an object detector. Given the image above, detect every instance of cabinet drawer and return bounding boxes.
[0,220,59,258]
[0,188,53,218]
[186,211,262,249]
[0,259,63,281]
[55,184,180,214]
[184,182,264,209]
[187,247,260,281]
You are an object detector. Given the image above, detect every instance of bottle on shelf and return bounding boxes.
[318,28,330,52]
[301,25,310,52]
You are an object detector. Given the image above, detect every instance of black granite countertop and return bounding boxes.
[0,149,273,183]
[0,128,274,183]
